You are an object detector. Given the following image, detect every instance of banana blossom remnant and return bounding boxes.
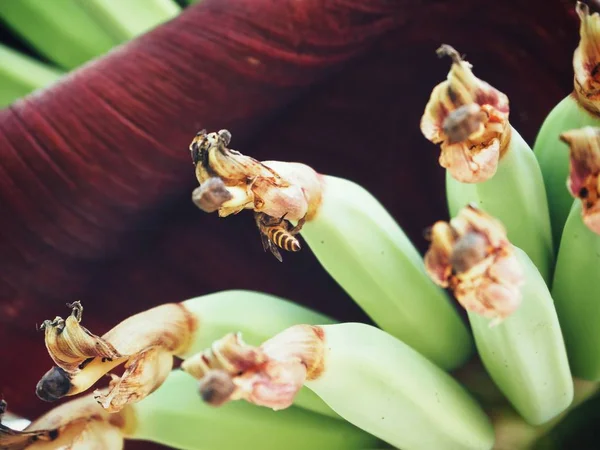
[560,127,600,234]
[420,45,511,183]
[189,129,324,223]
[574,1,600,114]
[0,394,129,449]
[36,301,197,413]
[424,205,524,326]
[181,325,324,410]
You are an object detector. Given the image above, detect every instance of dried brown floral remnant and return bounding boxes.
[189,129,323,223]
[560,127,600,233]
[420,45,511,183]
[424,205,524,326]
[36,301,197,413]
[574,2,600,114]
[0,394,129,449]
[181,325,325,410]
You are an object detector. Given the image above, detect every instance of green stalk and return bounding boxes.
[447,127,554,283]
[533,95,600,248]
[300,175,473,371]
[552,201,600,380]
[128,370,378,450]
[469,247,573,425]
[0,44,62,107]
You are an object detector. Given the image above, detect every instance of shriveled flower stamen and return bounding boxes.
[181,325,325,410]
[560,126,600,233]
[421,45,511,183]
[424,205,524,326]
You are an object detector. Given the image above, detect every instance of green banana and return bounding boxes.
[128,371,378,450]
[424,206,573,425]
[300,175,473,371]
[552,201,600,380]
[470,247,573,425]
[0,44,62,107]
[183,323,495,450]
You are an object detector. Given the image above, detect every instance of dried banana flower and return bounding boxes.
[424,204,524,326]
[0,394,129,450]
[574,1,600,114]
[189,129,323,222]
[560,126,600,234]
[36,301,197,413]
[420,45,510,183]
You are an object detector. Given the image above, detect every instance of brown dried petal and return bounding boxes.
[1,394,127,450]
[560,127,600,234]
[94,348,173,413]
[41,303,121,373]
[574,2,600,114]
[421,46,510,183]
[181,325,325,410]
[191,178,234,213]
[424,205,524,324]
[37,302,197,411]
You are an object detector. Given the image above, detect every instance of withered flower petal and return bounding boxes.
[420,45,510,183]
[37,302,197,412]
[1,394,128,450]
[41,302,121,373]
[574,1,600,114]
[424,205,524,325]
[182,325,324,411]
[560,127,600,234]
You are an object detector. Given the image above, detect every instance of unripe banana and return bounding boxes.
[425,206,573,425]
[127,371,377,450]
[552,201,600,380]
[182,323,495,450]
[300,175,474,371]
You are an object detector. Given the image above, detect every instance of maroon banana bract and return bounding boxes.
[0,0,578,424]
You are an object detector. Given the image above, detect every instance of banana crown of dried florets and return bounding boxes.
[420,45,511,184]
[424,205,524,326]
[36,301,197,413]
[574,1,600,113]
[181,325,325,410]
[560,126,600,234]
